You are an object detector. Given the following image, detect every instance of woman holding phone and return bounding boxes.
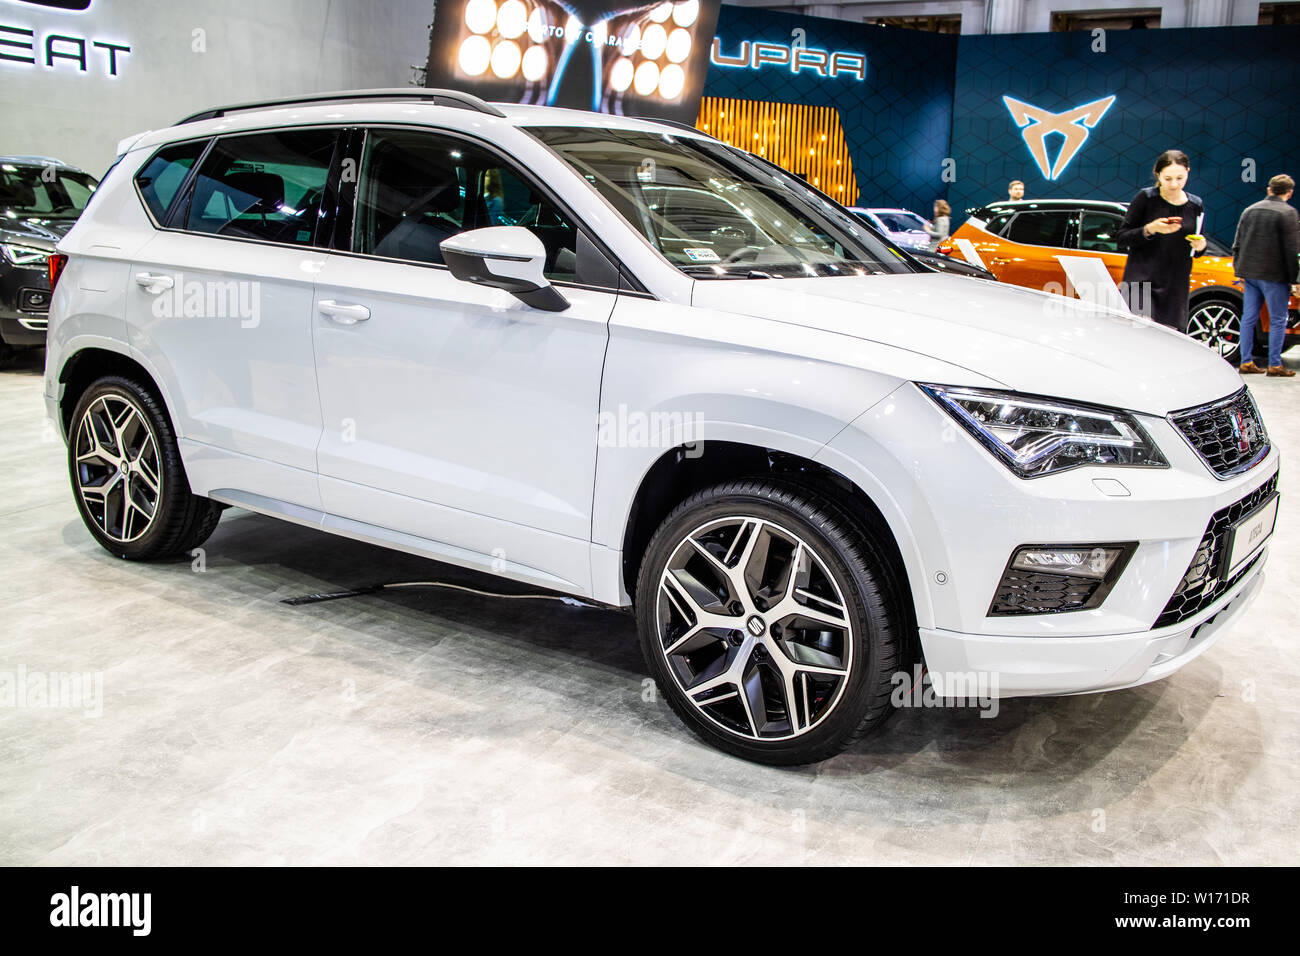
[1116,150,1209,332]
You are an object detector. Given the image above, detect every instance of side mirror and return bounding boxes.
[440,226,569,312]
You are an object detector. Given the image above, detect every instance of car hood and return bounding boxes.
[0,217,74,249]
[691,272,1242,415]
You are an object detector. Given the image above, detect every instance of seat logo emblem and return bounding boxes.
[1230,409,1252,454]
[746,615,765,637]
[1003,95,1117,181]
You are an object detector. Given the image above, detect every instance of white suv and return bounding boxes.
[44,89,1278,764]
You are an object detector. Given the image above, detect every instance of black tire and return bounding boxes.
[635,478,904,765]
[68,375,222,560]
[1187,294,1245,364]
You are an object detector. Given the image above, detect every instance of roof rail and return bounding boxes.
[647,118,715,139]
[175,88,507,125]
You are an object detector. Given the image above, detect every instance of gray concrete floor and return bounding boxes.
[2,347,1298,866]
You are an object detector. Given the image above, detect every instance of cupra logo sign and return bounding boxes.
[1003,94,1117,181]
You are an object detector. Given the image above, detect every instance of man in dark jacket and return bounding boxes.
[1233,174,1299,376]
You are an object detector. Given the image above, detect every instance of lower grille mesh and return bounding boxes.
[1154,473,1278,629]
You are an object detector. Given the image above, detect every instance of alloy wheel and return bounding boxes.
[73,394,163,543]
[655,516,854,741]
[1187,302,1240,358]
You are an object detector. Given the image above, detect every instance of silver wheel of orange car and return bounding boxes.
[1187,297,1242,361]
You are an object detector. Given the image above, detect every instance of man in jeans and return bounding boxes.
[1234,174,1299,377]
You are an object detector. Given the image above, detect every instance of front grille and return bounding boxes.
[1154,473,1278,629]
[1169,387,1270,478]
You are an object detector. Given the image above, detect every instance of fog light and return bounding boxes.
[990,542,1136,616]
[1010,546,1123,580]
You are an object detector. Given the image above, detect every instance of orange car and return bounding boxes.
[938,199,1300,363]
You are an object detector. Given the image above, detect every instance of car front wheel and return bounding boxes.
[635,479,904,765]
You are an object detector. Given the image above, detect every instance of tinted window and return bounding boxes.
[353,129,578,281]
[0,163,99,220]
[1078,210,1122,253]
[184,129,337,245]
[1004,210,1070,248]
[135,141,206,223]
[984,211,1014,236]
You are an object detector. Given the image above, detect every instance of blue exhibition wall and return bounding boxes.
[705,6,958,215]
[949,25,1300,238]
[699,13,1300,234]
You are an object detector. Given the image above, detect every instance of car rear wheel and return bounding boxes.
[68,376,222,560]
[1187,295,1243,363]
[635,479,903,765]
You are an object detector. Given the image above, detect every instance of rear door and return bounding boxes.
[128,128,342,509]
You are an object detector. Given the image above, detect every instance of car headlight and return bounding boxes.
[1,242,49,266]
[919,384,1167,478]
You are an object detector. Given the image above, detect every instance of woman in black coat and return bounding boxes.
[1116,150,1209,332]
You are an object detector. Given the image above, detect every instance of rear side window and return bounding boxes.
[135,141,207,224]
[1004,210,1070,248]
[183,129,338,246]
[1078,210,1123,253]
[984,211,1014,236]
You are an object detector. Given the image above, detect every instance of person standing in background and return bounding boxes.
[926,199,951,250]
[1116,150,1208,332]
[1008,180,1025,201]
[1233,174,1299,377]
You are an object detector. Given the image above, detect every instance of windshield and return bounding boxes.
[873,211,927,233]
[528,126,916,280]
[0,163,98,220]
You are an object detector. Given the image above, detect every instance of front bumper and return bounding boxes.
[921,557,1265,697]
[818,381,1279,696]
[1,262,51,346]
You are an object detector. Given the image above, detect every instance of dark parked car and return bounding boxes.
[1,156,99,365]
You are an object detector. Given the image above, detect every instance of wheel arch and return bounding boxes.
[57,345,174,441]
[617,440,921,665]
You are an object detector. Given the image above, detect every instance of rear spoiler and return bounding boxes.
[115,130,153,157]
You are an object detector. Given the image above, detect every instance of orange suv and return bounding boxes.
[939,199,1300,363]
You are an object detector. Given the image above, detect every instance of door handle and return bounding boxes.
[318,300,371,324]
[135,272,174,293]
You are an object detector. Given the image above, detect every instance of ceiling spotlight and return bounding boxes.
[641,23,668,60]
[464,0,497,34]
[458,34,492,75]
[491,39,522,78]
[496,0,528,39]
[672,0,699,27]
[634,59,660,96]
[658,63,685,99]
[665,27,691,63]
[649,2,672,23]
[610,57,634,92]
[522,44,548,81]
